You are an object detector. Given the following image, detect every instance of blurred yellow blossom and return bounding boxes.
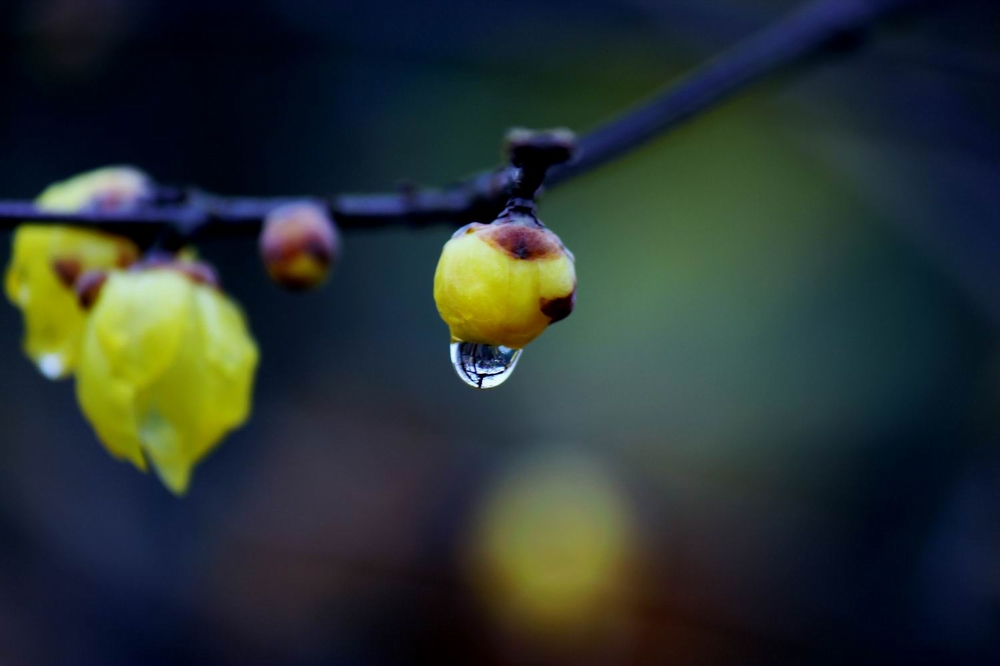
[75,266,258,495]
[4,167,149,378]
[467,450,636,638]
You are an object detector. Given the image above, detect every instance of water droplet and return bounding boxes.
[450,342,522,389]
[37,353,65,380]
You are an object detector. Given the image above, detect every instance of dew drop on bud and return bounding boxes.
[450,342,523,389]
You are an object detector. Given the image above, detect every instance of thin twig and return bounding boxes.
[0,0,925,244]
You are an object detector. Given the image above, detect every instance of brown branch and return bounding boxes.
[0,0,928,247]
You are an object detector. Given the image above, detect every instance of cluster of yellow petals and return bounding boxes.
[4,168,259,494]
[76,269,258,495]
[4,167,147,378]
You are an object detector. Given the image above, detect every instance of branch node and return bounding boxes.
[504,128,578,200]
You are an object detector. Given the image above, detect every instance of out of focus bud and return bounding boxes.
[434,203,576,351]
[259,202,339,291]
[4,167,150,379]
[467,450,635,639]
[75,263,258,495]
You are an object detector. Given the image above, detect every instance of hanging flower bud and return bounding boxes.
[4,167,150,379]
[434,203,576,351]
[75,264,258,495]
[259,202,339,291]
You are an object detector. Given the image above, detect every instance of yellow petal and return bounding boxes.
[75,309,146,471]
[75,268,258,495]
[132,301,211,496]
[191,286,258,453]
[147,453,193,496]
[92,271,191,388]
[136,284,257,494]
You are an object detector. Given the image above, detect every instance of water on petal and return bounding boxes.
[37,353,65,380]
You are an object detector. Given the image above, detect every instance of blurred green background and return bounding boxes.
[0,0,998,664]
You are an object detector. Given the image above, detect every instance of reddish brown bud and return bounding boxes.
[260,202,340,291]
[75,270,108,310]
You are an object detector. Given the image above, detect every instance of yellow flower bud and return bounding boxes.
[259,202,340,291]
[4,167,149,379]
[433,217,576,350]
[75,267,258,495]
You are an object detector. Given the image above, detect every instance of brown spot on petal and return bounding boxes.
[540,289,576,323]
[481,224,563,261]
[52,256,83,288]
[75,270,108,310]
